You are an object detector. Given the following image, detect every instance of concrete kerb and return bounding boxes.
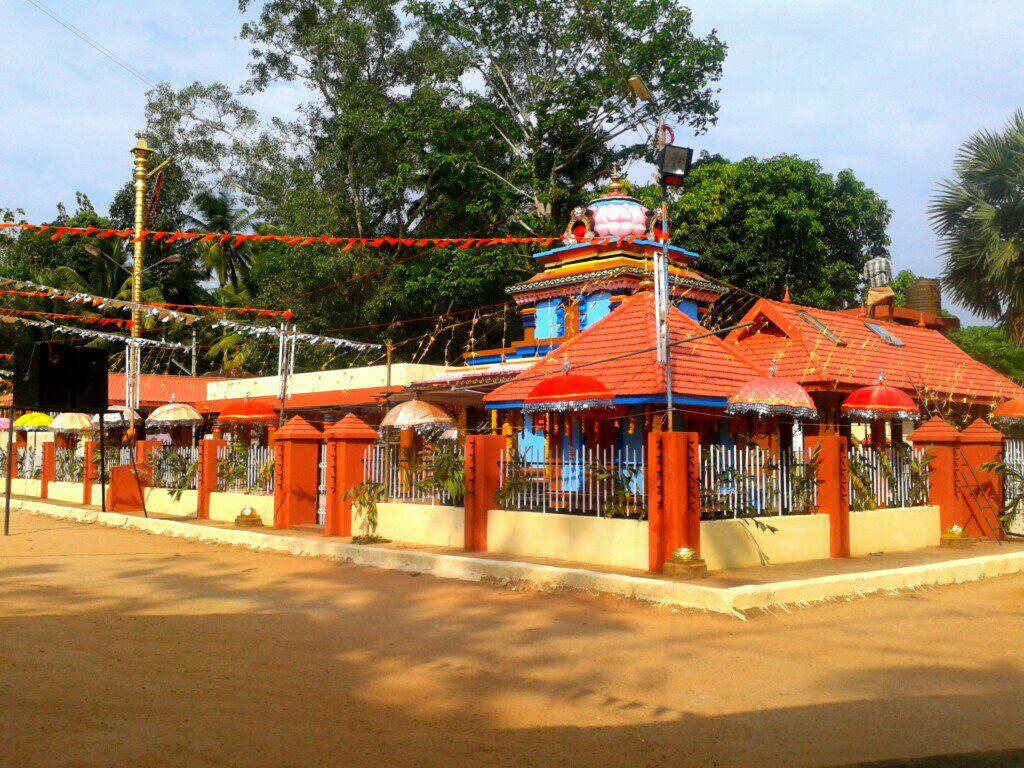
[11,498,1024,618]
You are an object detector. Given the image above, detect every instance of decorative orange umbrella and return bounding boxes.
[380,399,455,431]
[841,372,919,421]
[216,399,278,423]
[727,365,817,420]
[523,371,614,413]
[992,398,1024,428]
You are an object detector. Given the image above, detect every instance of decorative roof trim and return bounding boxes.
[507,266,725,297]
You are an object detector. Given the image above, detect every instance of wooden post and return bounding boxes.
[647,431,701,573]
[273,416,324,529]
[196,438,226,520]
[464,434,504,551]
[809,433,850,558]
[323,414,378,537]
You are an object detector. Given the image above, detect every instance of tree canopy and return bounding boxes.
[930,109,1024,344]
[650,153,891,309]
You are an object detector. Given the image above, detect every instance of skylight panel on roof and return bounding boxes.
[865,322,905,347]
[796,310,846,346]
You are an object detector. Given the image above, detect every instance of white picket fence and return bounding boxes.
[363,443,466,506]
[150,446,200,490]
[1004,438,1024,536]
[847,445,929,511]
[15,446,43,479]
[54,448,83,482]
[700,445,818,519]
[496,444,646,518]
[216,444,275,495]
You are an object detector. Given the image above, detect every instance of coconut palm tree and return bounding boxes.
[930,110,1024,343]
[188,190,255,289]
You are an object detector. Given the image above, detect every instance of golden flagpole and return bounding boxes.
[129,138,153,437]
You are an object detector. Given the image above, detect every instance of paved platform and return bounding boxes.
[7,495,1024,617]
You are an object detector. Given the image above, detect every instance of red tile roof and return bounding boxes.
[725,299,1023,403]
[485,292,762,405]
[108,373,225,408]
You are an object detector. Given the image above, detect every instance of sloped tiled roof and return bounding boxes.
[725,299,1023,402]
[484,292,763,405]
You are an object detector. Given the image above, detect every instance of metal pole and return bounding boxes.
[191,327,198,376]
[277,320,288,427]
[3,407,14,535]
[658,185,676,430]
[130,139,152,440]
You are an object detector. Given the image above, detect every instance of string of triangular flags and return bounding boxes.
[0,278,378,352]
[0,312,188,350]
[0,221,665,250]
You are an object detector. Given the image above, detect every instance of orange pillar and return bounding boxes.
[41,442,55,499]
[135,439,161,485]
[956,419,1004,539]
[908,417,961,534]
[810,433,850,558]
[272,416,324,529]
[323,414,378,537]
[647,431,701,573]
[196,438,226,520]
[82,439,96,505]
[464,434,504,551]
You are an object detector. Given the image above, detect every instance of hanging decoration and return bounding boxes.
[54,325,190,350]
[726,361,818,420]
[840,371,920,421]
[0,278,379,352]
[0,221,670,251]
[0,307,132,329]
[150,301,292,319]
[991,398,1024,428]
[522,371,615,413]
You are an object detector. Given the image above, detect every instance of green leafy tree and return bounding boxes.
[949,326,1024,384]
[930,110,1024,343]
[649,154,891,309]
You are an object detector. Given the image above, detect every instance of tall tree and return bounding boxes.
[650,154,891,309]
[930,110,1024,343]
[411,0,726,229]
[188,189,255,289]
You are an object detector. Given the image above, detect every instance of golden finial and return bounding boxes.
[607,162,624,194]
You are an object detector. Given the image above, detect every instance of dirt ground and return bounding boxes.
[1,511,1023,768]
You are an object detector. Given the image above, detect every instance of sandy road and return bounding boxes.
[1,510,1023,768]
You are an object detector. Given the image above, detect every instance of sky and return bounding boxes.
[1,0,1022,323]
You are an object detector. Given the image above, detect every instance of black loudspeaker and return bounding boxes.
[13,343,109,414]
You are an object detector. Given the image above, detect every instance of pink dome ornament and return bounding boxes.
[590,201,648,238]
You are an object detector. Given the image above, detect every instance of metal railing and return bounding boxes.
[496,444,645,518]
[1003,438,1024,536]
[847,445,930,511]
[700,445,818,519]
[216,444,275,495]
[363,443,466,506]
[150,446,200,490]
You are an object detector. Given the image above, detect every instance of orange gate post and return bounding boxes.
[273,416,324,529]
[955,419,1004,540]
[808,433,850,558]
[82,439,96,506]
[323,414,379,537]
[41,442,55,499]
[647,431,701,573]
[464,434,505,552]
[196,437,226,520]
